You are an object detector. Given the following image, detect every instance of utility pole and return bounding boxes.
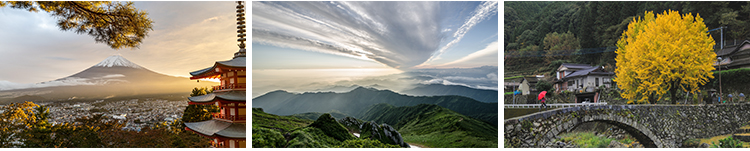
[719,56,722,103]
[512,79,516,104]
[721,26,725,50]
[709,26,727,103]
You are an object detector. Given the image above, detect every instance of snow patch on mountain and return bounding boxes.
[94,55,144,69]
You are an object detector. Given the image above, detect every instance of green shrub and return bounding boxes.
[711,136,743,148]
[535,80,553,92]
[252,126,287,148]
[710,68,750,95]
[287,127,341,148]
[559,131,614,148]
[620,137,634,144]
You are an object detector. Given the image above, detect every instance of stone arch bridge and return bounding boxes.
[504,103,750,147]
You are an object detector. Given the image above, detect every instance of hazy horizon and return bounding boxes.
[252,1,499,97]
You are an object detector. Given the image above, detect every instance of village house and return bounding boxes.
[518,75,544,95]
[715,39,750,70]
[553,63,615,103]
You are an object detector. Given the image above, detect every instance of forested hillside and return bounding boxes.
[505,1,750,76]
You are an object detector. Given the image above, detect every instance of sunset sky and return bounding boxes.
[0,1,240,85]
[252,1,498,97]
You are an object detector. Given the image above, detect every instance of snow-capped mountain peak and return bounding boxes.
[94,55,144,69]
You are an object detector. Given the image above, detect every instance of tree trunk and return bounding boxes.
[670,88,677,104]
[649,93,657,104]
[670,81,678,104]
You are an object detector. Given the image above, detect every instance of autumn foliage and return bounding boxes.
[614,10,716,104]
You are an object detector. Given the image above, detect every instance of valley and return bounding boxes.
[252,86,498,126]
[252,87,499,148]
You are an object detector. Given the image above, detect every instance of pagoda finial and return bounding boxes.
[234,1,246,59]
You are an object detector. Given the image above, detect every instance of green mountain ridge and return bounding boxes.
[402,84,498,103]
[358,103,498,148]
[291,110,349,121]
[252,108,402,148]
[252,86,498,125]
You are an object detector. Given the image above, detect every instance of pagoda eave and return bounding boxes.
[184,119,246,139]
[188,91,246,104]
[189,57,246,80]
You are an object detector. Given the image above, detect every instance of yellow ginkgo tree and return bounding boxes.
[614,10,716,104]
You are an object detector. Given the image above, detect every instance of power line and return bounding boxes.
[504,46,617,58]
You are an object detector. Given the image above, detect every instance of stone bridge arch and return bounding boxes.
[552,115,661,147]
[505,104,750,148]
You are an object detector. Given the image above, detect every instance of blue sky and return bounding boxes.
[252,1,498,70]
[0,1,239,85]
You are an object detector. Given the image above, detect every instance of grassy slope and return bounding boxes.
[252,108,402,148]
[359,103,498,148]
[252,108,313,133]
[556,131,636,148]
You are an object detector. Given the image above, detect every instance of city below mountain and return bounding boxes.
[0,55,215,104]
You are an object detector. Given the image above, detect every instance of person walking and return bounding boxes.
[539,91,548,111]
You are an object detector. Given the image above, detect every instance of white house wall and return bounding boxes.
[565,75,613,92]
[520,80,530,95]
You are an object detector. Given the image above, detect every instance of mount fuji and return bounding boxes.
[0,55,216,104]
[93,55,145,69]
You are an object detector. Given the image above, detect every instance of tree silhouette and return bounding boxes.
[0,1,154,49]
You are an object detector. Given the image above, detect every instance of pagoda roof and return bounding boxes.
[188,91,246,103]
[190,56,246,80]
[185,119,246,139]
[214,123,246,138]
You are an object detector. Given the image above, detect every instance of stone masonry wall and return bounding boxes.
[504,103,750,148]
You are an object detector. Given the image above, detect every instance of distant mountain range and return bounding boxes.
[252,86,497,125]
[401,84,498,103]
[0,55,215,103]
[291,110,350,121]
[312,85,361,93]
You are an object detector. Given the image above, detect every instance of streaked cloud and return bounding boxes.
[426,1,498,63]
[252,1,497,69]
[435,41,499,67]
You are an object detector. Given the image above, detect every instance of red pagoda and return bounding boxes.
[183,1,246,148]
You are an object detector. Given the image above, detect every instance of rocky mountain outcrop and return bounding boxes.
[359,121,409,148]
[338,117,363,133]
[336,116,408,148]
[308,113,356,141]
